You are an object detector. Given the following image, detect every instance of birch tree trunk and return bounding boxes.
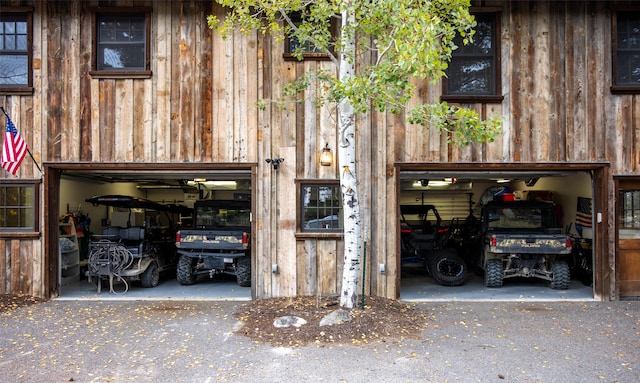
[209,0,491,308]
[338,8,361,309]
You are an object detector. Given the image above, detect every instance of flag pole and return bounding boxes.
[0,106,42,174]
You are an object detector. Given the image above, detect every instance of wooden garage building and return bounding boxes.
[0,0,639,301]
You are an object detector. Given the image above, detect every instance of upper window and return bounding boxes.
[284,12,336,61]
[612,10,640,92]
[442,11,502,103]
[91,8,151,78]
[299,182,343,233]
[0,180,40,234]
[0,9,33,94]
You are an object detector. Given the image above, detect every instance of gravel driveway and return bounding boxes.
[1,299,638,383]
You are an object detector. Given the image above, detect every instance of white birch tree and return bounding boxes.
[210,0,501,308]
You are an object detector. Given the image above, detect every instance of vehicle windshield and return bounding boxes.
[400,207,441,227]
[195,206,251,228]
[486,206,556,230]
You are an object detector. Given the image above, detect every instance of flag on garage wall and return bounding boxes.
[1,109,27,175]
[575,197,592,228]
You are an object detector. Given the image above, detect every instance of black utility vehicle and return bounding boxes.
[84,195,188,293]
[400,204,468,286]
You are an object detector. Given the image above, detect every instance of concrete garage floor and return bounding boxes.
[57,273,252,301]
[57,265,594,302]
[400,265,594,302]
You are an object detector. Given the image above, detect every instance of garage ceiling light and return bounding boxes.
[62,169,251,183]
[400,170,571,180]
[408,180,472,190]
[187,180,237,189]
[413,179,455,187]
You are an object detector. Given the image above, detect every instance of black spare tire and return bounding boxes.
[430,249,467,286]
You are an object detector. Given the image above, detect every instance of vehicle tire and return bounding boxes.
[580,264,593,286]
[549,260,571,290]
[484,258,503,288]
[577,251,593,286]
[236,255,251,287]
[177,255,197,285]
[140,260,160,288]
[430,249,467,286]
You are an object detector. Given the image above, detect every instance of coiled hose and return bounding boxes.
[87,240,134,294]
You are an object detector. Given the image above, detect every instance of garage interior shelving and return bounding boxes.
[59,220,81,286]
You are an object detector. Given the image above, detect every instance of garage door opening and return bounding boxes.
[54,167,254,301]
[399,168,596,301]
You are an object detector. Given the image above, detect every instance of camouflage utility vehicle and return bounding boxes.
[175,200,251,287]
[481,200,572,289]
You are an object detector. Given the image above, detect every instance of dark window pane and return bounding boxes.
[96,14,146,71]
[6,210,19,227]
[445,13,497,96]
[0,13,30,87]
[0,184,36,231]
[16,21,26,34]
[289,37,322,54]
[6,187,19,205]
[475,23,493,53]
[447,58,493,94]
[5,34,15,49]
[284,11,333,59]
[127,20,145,41]
[456,20,493,55]
[615,12,640,86]
[4,22,15,34]
[629,32,640,49]
[0,55,28,85]
[100,25,116,42]
[97,45,145,69]
[617,53,640,85]
[20,186,33,206]
[16,34,26,50]
[301,184,343,231]
[620,190,640,230]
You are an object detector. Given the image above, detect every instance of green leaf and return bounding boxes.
[210,0,501,145]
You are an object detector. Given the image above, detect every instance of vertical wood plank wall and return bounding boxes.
[0,0,638,299]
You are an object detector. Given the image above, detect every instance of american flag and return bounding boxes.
[1,111,28,175]
[575,196,592,228]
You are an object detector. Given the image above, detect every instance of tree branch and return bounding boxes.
[278,8,341,67]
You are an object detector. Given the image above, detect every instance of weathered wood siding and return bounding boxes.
[375,0,638,299]
[0,0,638,299]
